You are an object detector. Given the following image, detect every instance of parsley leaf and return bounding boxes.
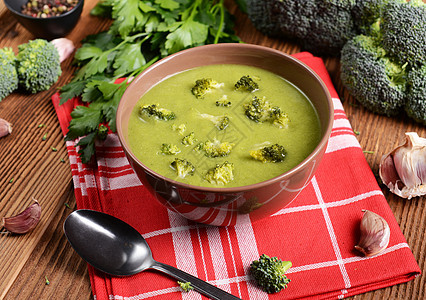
[60,0,240,164]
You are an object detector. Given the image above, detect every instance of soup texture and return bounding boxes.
[127,64,321,188]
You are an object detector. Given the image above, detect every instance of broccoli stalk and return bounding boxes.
[0,47,18,101]
[16,39,62,93]
[250,254,292,294]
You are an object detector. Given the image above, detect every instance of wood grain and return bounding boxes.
[0,1,424,299]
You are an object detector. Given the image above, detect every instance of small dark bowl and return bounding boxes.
[117,44,334,226]
[3,0,84,40]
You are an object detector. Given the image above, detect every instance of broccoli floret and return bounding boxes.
[197,139,234,157]
[177,281,194,292]
[381,0,426,66]
[191,78,224,99]
[234,75,259,92]
[244,96,290,127]
[170,158,195,178]
[172,123,186,135]
[340,34,407,117]
[205,161,234,185]
[246,0,357,56]
[16,39,61,93]
[250,254,292,294]
[182,132,197,145]
[405,65,426,125]
[140,104,176,121]
[0,47,18,101]
[197,112,230,130]
[160,143,181,155]
[250,144,287,163]
[216,95,231,107]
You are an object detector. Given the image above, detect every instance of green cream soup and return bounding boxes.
[127,64,321,187]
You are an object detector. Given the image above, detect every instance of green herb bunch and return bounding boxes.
[60,0,240,163]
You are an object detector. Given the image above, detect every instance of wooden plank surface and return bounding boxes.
[0,1,424,299]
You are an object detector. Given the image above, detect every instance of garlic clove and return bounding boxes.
[379,132,426,199]
[2,199,41,234]
[50,38,75,63]
[355,210,390,257]
[0,118,12,138]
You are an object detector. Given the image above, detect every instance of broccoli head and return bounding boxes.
[0,47,18,101]
[250,144,287,163]
[16,39,61,93]
[204,161,234,185]
[191,78,224,99]
[140,104,176,121]
[381,0,426,66]
[160,143,181,155]
[234,75,259,92]
[405,65,426,125]
[246,0,357,56]
[250,254,292,294]
[196,139,234,158]
[340,34,407,117]
[170,158,195,178]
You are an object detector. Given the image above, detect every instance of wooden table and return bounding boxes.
[0,1,424,299]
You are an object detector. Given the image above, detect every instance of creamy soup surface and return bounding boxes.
[127,64,321,187]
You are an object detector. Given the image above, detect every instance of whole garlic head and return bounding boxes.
[379,132,426,199]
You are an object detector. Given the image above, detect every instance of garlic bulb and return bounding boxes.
[355,210,390,257]
[0,118,12,138]
[2,199,41,234]
[379,132,426,199]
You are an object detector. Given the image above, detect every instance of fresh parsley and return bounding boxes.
[60,0,240,163]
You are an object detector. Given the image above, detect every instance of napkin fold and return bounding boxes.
[52,51,420,300]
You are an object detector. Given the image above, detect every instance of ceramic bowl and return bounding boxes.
[3,0,84,40]
[117,43,334,226]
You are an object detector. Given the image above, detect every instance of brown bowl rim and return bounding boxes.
[117,43,334,193]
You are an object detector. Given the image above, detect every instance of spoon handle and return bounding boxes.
[151,261,242,300]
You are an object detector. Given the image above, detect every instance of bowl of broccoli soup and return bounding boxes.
[116,43,333,226]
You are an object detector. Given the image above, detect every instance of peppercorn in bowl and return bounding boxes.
[4,0,84,40]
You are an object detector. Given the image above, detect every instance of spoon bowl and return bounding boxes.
[64,209,241,300]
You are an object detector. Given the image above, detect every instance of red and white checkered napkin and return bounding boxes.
[52,52,420,300]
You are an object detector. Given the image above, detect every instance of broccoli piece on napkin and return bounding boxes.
[177,281,194,292]
[250,254,292,294]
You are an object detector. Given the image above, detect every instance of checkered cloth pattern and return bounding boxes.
[52,51,420,300]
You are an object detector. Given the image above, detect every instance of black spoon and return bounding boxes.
[63,209,241,300]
